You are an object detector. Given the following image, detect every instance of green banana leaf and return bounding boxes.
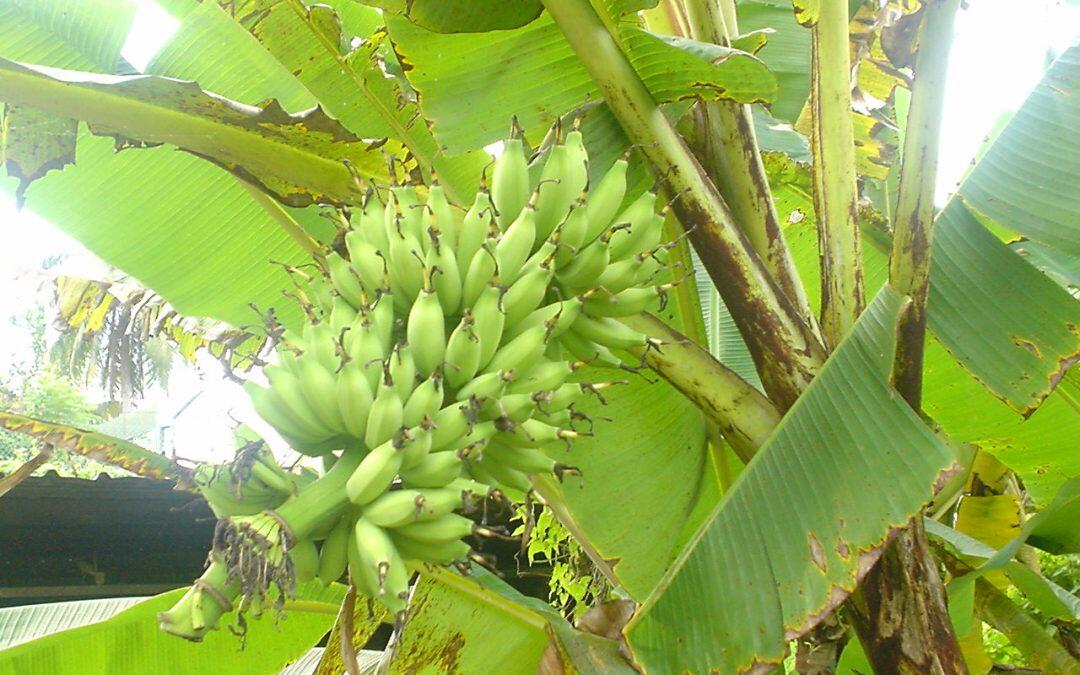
[194,0,486,203]
[0,411,192,485]
[0,583,344,675]
[0,59,387,206]
[386,12,776,153]
[625,286,957,673]
[958,46,1080,256]
[0,598,145,649]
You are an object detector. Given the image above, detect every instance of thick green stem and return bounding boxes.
[888,0,960,409]
[680,1,819,334]
[621,312,779,461]
[975,578,1080,674]
[275,446,365,541]
[806,1,865,347]
[854,4,966,673]
[540,0,826,410]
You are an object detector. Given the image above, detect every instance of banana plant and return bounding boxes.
[1,0,1078,672]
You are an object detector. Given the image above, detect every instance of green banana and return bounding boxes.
[346,438,404,505]
[583,157,628,243]
[337,361,374,439]
[364,487,463,528]
[501,261,554,327]
[365,371,405,449]
[456,189,493,284]
[326,252,365,309]
[483,324,547,376]
[443,311,482,390]
[318,516,351,586]
[494,205,536,284]
[390,534,470,564]
[492,133,530,229]
[570,314,648,351]
[393,512,475,544]
[290,539,320,582]
[461,245,498,309]
[400,450,463,488]
[471,285,506,369]
[406,280,446,378]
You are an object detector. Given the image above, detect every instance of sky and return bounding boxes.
[0,0,1077,465]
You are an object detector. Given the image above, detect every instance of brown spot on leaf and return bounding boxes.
[808,532,827,573]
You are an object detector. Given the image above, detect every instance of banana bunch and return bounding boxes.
[192,442,300,517]
[164,126,673,637]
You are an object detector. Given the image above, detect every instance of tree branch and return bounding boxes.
[0,411,193,488]
[539,0,826,410]
[804,0,866,347]
[621,312,780,461]
[0,444,53,499]
[888,0,961,409]
[679,0,819,333]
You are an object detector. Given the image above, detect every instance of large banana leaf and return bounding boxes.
[197,0,486,203]
[540,364,709,601]
[624,286,957,673]
[387,12,776,152]
[0,583,343,675]
[0,411,192,484]
[958,46,1080,256]
[0,598,144,649]
[736,0,811,122]
[0,59,386,206]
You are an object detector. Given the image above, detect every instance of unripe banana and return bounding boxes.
[296,357,349,435]
[289,539,320,582]
[557,233,611,292]
[390,534,470,564]
[430,402,473,450]
[400,450,463,488]
[245,381,328,443]
[471,286,506,368]
[492,134,530,229]
[506,298,582,340]
[387,228,425,307]
[350,517,390,597]
[344,234,387,296]
[457,190,493,284]
[426,183,460,253]
[570,314,648,350]
[400,424,433,469]
[365,373,405,449]
[347,524,378,596]
[484,441,557,475]
[345,323,384,392]
[389,186,424,241]
[508,359,580,394]
[403,376,443,429]
[500,418,578,448]
[583,285,670,317]
[354,190,389,252]
[337,362,374,439]
[558,329,625,369]
[461,245,498,309]
[483,325,548,376]
[609,194,661,261]
[388,343,418,400]
[583,157,628,243]
[474,455,533,496]
[501,261,554,327]
[555,200,589,267]
[368,292,396,354]
[455,370,512,402]
[318,516,351,586]
[326,252,365,309]
[406,285,445,378]
[443,312,482,390]
[394,513,475,544]
[494,205,537,284]
[262,364,336,439]
[299,322,339,374]
[480,393,534,423]
[364,487,463,528]
[330,297,358,335]
[540,132,589,239]
[346,439,404,505]
[426,245,462,316]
